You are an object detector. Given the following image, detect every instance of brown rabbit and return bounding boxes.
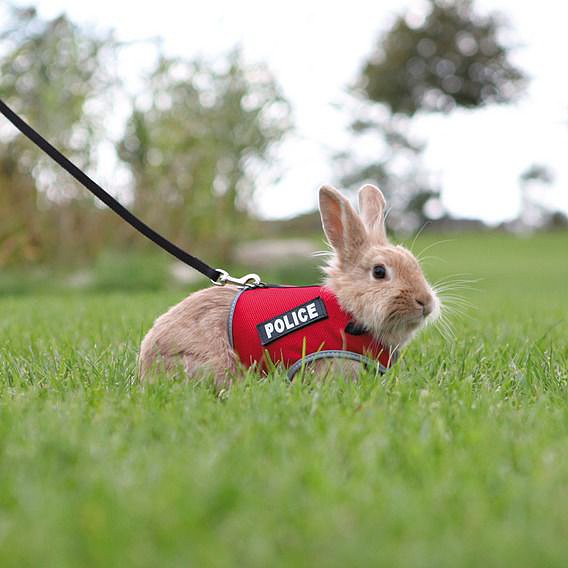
[139,184,440,382]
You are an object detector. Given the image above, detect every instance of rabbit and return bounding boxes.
[138,184,440,383]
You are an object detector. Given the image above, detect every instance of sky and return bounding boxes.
[9,0,568,223]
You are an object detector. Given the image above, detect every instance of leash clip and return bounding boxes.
[212,269,262,288]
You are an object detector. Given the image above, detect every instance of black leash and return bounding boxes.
[0,98,261,286]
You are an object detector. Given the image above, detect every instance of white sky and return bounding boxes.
[10,0,568,223]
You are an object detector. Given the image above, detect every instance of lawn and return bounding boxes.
[1,232,567,567]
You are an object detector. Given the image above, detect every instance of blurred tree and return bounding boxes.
[517,163,554,230]
[336,113,438,231]
[0,4,118,265]
[520,164,553,186]
[341,0,527,231]
[118,50,291,264]
[361,0,525,115]
[0,5,290,268]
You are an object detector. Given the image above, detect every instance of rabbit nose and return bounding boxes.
[416,296,433,316]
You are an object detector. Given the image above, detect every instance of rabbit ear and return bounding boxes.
[358,184,388,243]
[319,185,367,264]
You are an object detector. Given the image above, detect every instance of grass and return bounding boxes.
[1,231,568,567]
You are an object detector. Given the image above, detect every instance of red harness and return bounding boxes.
[229,285,396,379]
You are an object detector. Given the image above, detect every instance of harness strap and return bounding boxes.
[0,98,221,282]
[286,350,387,380]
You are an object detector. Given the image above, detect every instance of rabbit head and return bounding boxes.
[319,184,440,349]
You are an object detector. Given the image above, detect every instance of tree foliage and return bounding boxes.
[118,51,291,263]
[520,164,553,186]
[0,4,118,264]
[341,0,527,230]
[0,5,291,267]
[360,0,526,116]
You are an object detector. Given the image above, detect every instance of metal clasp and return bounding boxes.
[211,269,262,288]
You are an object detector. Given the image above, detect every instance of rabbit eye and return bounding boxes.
[372,264,387,279]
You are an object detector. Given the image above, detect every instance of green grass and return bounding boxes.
[1,232,568,567]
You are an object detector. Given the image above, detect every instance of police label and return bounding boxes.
[257,297,328,346]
